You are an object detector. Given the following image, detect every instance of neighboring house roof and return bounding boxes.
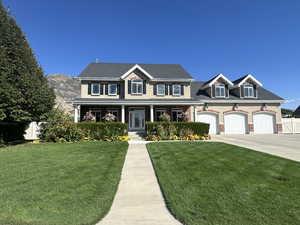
[294,106,300,116]
[191,81,284,102]
[79,62,193,80]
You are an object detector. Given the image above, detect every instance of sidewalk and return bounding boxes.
[96,141,181,225]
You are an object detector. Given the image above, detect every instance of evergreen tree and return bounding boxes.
[0,1,55,122]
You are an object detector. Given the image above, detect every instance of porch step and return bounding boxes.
[128,131,145,140]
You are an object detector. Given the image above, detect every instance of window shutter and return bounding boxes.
[128,80,131,94]
[181,84,184,95]
[225,84,229,98]
[169,84,173,95]
[117,83,120,95]
[100,83,103,95]
[153,84,157,95]
[88,83,91,95]
[212,85,215,97]
[165,84,168,95]
[240,85,244,98]
[143,80,146,94]
[105,84,108,95]
[254,85,257,98]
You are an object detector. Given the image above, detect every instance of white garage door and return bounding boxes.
[224,113,247,134]
[196,113,218,134]
[253,113,275,134]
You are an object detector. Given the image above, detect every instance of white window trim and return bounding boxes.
[215,84,226,98]
[131,80,143,95]
[108,83,118,96]
[244,84,255,98]
[172,84,181,96]
[156,84,165,96]
[91,83,100,95]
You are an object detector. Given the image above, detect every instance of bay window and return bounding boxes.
[108,83,117,95]
[172,84,181,96]
[91,83,100,95]
[157,84,165,96]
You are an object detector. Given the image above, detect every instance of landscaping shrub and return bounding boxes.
[39,108,84,142]
[77,122,128,141]
[146,122,209,140]
[0,122,27,144]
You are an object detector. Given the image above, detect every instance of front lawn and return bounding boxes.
[0,142,128,225]
[147,142,300,225]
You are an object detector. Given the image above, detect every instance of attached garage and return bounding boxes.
[196,113,218,134]
[224,113,247,134]
[253,113,275,134]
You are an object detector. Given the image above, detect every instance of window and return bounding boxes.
[155,109,167,121]
[108,83,118,95]
[215,84,225,97]
[91,83,100,95]
[131,80,143,94]
[172,84,181,96]
[156,84,165,96]
[172,109,183,122]
[244,84,254,97]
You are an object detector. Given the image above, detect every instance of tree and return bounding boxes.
[0,1,55,123]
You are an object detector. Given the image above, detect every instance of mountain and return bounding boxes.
[47,74,80,113]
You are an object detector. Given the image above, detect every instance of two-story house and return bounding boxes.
[72,62,284,134]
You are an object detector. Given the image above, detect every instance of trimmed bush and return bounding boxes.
[0,122,27,144]
[146,122,209,139]
[39,108,84,142]
[77,122,128,141]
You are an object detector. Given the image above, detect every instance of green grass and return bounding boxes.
[147,142,300,225]
[0,141,128,225]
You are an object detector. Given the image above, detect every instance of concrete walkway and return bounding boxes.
[214,134,300,162]
[96,141,181,225]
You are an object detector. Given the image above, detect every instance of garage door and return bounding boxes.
[196,113,218,134]
[224,113,247,134]
[253,113,275,134]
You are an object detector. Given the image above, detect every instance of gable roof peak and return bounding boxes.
[233,74,263,87]
[203,73,234,88]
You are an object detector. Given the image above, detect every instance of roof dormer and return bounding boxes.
[233,74,263,98]
[203,74,233,98]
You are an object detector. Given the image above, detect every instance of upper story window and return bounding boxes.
[157,84,165,96]
[131,80,143,94]
[244,84,254,97]
[91,83,100,95]
[172,84,181,96]
[108,83,117,95]
[215,84,225,98]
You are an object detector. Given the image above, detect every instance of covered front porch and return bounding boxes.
[74,104,195,131]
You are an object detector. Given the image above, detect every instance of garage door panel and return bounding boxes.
[224,113,247,134]
[253,113,275,134]
[196,113,218,134]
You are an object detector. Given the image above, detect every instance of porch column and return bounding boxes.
[191,105,196,122]
[121,105,125,123]
[74,105,79,123]
[150,105,154,122]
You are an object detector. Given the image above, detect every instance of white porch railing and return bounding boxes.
[282,118,300,134]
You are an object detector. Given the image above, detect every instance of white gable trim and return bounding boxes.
[236,74,263,87]
[204,74,234,88]
[121,64,153,80]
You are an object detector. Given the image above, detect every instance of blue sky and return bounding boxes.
[3,0,300,109]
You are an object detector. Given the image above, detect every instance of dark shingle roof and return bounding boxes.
[294,106,300,116]
[191,81,284,101]
[79,62,193,79]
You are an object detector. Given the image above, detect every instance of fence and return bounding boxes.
[282,118,300,134]
[24,122,42,140]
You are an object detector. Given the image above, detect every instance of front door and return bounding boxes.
[129,110,145,130]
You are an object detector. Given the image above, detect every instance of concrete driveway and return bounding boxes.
[214,134,300,162]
